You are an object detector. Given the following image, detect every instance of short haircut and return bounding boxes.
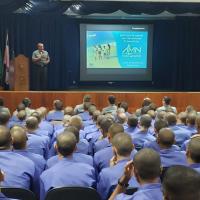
[64,106,74,116]
[83,95,91,102]
[112,133,133,157]
[31,111,41,123]
[134,148,161,180]
[140,114,152,128]
[178,112,187,125]
[16,103,25,112]
[11,127,27,150]
[188,137,200,163]
[26,116,38,130]
[69,115,82,131]
[163,166,200,200]
[120,101,128,112]
[117,113,127,124]
[56,132,77,157]
[22,98,31,107]
[128,115,138,128]
[0,126,11,149]
[108,123,124,138]
[154,119,168,132]
[158,128,175,148]
[0,112,10,125]
[17,110,26,121]
[108,95,116,105]
[147,110,156,119]
[99,118,113,134]
[64,126,79,142]
[54,100,63,111]
[163,96,171,105]
[142,98,152,107]
[165,112,177,126]
[92,110,101,121]
[156,111,166,120]
[88,105,97,116]
[187,113,196,126]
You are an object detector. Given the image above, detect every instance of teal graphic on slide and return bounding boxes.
[87,31,148,69]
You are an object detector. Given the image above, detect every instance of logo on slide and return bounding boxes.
[122,44,142,57]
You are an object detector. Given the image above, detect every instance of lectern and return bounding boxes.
[9,54,29,91]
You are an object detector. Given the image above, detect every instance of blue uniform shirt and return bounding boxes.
[46,153,93,169]
[0,150,35,190]
[160,147,188,167]
[97,159,139,200]
[131,130,156,150]
[40,158,96,200]
[115,183,162,200]
[124,126,140,137]
[93,137,109,154]
[46,111,64,121]
[169,125,190,146]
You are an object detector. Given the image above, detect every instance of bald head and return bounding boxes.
[0,111,10,125]
[165,112,177,126]
[134,148,161,181]
[17,110,26,121]
[0,126,11,150]
[157,128,175,148]
[187,137,200,163]
[26,116,39,130]
[11,127,27,150]
[112,133,133,157]
[69,116,82,131]
[56,132,77,157]
[117,112,127,124]
[108,123,124,140]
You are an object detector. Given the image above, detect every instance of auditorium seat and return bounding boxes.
[0,187,37,200]
[45,187,101,200]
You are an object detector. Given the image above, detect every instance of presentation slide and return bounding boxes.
[80,24,153,81]
[87,30,148,69]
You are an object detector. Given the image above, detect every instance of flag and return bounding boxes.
[3,32,10,84]
[0,49,3,84]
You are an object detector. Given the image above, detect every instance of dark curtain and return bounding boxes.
[1,14,200,91]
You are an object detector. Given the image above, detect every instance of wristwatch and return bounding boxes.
[118,178,129,188]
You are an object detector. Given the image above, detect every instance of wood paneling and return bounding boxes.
[1,91,200,113]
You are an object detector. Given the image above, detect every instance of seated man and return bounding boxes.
[163,166,200,200]
[0,126,35,190]
[186,136,200,173]
[102,95,117,115]
[11,126,46,175]
[93,117,113,154]
[186,112,198,135]
[124,114,139,137]
[165,112,190,146]
[40,132,96,200]
[158,128,187,167]
[46,100,64,121]
[8,110,26,129]
[74,94,92,114]
[97,133,139,200]
[156,96,177,113]
[94,123,124,173]
[131,114,155,150]
[25,117,49,159]
[46,126,93,168]
[109,148,162,200]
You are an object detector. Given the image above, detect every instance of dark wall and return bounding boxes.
[0,14,200,91]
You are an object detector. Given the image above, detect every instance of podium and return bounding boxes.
[9,54,29,91]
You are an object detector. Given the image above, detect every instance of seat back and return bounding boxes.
[45,187,101,200]
[0,187,37,200]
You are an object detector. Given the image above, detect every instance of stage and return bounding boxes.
[1,91,200,113]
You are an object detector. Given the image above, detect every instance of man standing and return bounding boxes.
[32,43,50,90]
